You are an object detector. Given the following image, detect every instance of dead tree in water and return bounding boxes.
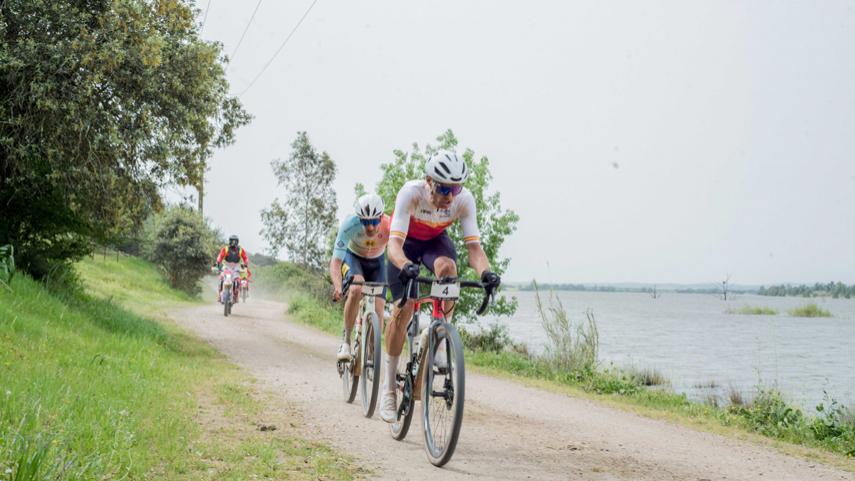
[721,275,731,300]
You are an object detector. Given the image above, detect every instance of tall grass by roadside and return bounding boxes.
[726,305,778,315]
[0,256,359,481]
[535,284,598,373]
[789,303,832,318]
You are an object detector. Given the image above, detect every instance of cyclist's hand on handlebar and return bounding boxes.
[240,263,247,269]
[398,262,420,284]
[481,270,501,291]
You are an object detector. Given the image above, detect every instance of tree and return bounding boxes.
[0,0,250,278]
[722,274,731,301]
[374,129,519,324]
[147,206,217,295]
[260,132,338,270]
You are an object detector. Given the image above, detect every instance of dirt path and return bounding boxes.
[169,298,854,481]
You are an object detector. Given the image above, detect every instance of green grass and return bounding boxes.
[726,305,779,315]
[0,255,360,480]
[789,303,832,318]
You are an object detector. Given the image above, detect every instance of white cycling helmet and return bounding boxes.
[354,194,384,219]
[425,151,468,184]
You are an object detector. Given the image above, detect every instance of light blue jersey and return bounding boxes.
[332,214,391,260]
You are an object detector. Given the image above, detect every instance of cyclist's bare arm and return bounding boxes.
[466,242,490,276]
[387,236,411,270]
[329,257,343,294]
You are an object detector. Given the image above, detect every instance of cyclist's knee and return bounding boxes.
[434,257,457,277]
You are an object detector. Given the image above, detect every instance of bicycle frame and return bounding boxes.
[353,282,385,376]
[406,297,443,401]
[397,277,491,409]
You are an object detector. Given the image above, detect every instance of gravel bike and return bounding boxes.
[389,275,493,467]
[336,280,386,418]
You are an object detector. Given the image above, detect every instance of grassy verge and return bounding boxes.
[726,305,778,315]
[789,303,833,318]
[257,261,855,467]
[0,255,360,480]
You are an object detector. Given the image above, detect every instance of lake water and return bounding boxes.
[485,291,855,412]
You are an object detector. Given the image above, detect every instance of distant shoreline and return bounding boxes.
[506,282,855,299]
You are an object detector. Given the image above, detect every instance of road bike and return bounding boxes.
[389,275,492,467]
[336,280,386,418]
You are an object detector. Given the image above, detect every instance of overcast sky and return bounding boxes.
[192,0,855,285]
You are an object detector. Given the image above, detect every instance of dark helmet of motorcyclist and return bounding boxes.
[228,235,239,248]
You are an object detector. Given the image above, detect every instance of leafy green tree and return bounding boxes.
[260,132,338,271]
[375,129,519,324]
[146,206,215,294]
[0,0,250,278]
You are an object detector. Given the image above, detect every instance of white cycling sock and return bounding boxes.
[383,353,399,394]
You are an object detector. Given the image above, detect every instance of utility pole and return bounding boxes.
[197,177,204,216]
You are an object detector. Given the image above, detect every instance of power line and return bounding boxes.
[200,0,213,33]
[230,0,265,63]
[237,0,320,97]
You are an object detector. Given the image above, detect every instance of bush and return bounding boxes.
[726,305,778,315]
[626,367,669,386]
[788,303,832,318]
[730,389,806,438]
[146,207,215,295]
[459,322,513,353]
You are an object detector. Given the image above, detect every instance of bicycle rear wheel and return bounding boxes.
[422,321,465,467]
[390,336,414,440]
[360,312,382,418]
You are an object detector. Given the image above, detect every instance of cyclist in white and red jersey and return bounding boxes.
[379,151,501,423]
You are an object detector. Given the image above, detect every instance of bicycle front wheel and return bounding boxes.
[360,312,382,418]
[342,336,359,403]
[422,321,465,467]
[390,335,414,440]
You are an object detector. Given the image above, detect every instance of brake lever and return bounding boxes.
[397,279,413,308]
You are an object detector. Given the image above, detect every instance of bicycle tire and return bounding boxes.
[390,335,414,440]
[342,333,359,403]
[360,312,382,418]
[223,290,231,317]
[422,321,465,467]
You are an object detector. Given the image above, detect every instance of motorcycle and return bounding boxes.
[219,262,241,316]
[239,268,250,302]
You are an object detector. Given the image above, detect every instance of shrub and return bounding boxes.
[788,303,832,318]
[626,367,669,386]
[146,207,214,295]
[731,389,806,438]
[459,322,513,353]
[728,386,745,407]
[726,305,778,315]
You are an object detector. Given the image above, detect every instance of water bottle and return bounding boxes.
[413,311,429,354]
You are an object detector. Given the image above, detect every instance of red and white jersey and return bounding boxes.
[389,180,480,244]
